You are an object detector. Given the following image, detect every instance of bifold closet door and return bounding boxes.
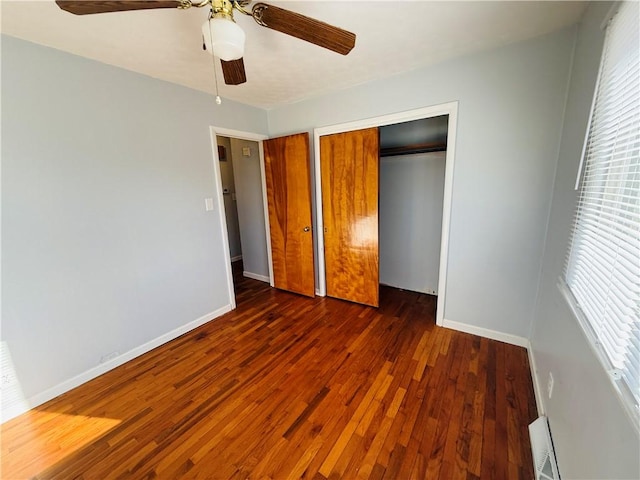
[264,133,315,297]
[320,127,379,307]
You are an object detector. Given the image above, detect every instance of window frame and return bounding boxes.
[560,0,640,430]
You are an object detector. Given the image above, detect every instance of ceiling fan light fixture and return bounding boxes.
[202,14,245,61]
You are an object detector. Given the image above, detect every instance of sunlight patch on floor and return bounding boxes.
[1,410,121,478]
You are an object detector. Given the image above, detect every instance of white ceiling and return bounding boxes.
[1,0,587,109]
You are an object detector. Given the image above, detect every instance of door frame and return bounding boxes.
[208,126,273,310]
[313,101,458,326]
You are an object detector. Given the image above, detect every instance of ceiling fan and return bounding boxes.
[55,0,356,86]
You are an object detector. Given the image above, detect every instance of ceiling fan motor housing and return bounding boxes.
[212,0,234,16]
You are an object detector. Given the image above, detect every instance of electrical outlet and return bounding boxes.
[100,351,119,364]
[1,373,16,387]
[1,341,20,390]
[547,372,554,399]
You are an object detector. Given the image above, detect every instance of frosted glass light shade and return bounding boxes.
[202,16,245,61]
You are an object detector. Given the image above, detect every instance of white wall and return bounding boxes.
[530,3,640,478]
[268,28,575,339]
[216,136,242,259]
[379,152,445,295]
[229,138,269,280]
[1,36,268,420]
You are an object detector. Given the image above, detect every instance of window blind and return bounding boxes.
[564,1,640,416]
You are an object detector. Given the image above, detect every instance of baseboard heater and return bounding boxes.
[529,416,560,480]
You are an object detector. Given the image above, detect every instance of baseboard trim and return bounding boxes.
[8,305,232,422]
[527,341,545,416]
[441,318,529,348]
[243,271,269,283]
[231,255,243,262]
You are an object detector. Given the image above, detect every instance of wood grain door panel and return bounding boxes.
[264,133,315,297]
[320,127,379,307]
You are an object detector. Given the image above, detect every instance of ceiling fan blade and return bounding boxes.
[55,1,183,15]
[252,3,355,55]
[221,58,247,85]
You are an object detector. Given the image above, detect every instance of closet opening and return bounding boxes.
[379,115,448,301]
[314,101,458,325]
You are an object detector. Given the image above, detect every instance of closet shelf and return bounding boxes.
[380,142,446,157]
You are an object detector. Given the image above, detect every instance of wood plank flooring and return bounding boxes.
[1,263,538,479]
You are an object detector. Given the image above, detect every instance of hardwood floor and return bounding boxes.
[2,263,538,479]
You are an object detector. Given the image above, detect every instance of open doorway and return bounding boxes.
[216,136,243,267]
[217,135,270,297]
[209,127,272,310]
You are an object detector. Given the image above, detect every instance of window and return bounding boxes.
[564,1,639,422]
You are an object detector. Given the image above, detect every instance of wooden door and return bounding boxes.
[263,133,315,297]
[320,127,379,307]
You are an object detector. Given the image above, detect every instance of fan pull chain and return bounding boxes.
[206,12,222,105]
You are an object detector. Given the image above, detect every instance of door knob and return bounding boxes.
[303,226,311,232]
